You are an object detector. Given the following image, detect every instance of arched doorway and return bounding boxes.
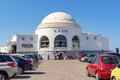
[54,35,67,47]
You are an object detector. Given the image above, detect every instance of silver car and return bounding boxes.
[0,54,19,80]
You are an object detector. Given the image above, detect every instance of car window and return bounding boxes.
[17,56,25,61]
[102,56,119,64]
[91,56,98,63]
[95,57,98,64]
[12,56,25,62]
[12,56,19,62]
[0,56,5,62]
[0,55,14,62]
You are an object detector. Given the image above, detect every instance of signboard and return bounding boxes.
[16,35,38,52]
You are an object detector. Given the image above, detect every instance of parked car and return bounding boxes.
[0,63,16,80]
[0,54,18,80]
[11,55,34,74]
[81,54,95,62]
[78,53,88,61]
[0,71,8,80]
[11,54,34,64]
[25,54,37,62]
[86,54,119,80]
[110,63,120,80]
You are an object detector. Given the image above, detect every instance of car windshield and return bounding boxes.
[102,56,119,64]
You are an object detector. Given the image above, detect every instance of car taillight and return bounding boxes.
[27,61,32,65]
[99,66,109,72]
[7,62,16,67]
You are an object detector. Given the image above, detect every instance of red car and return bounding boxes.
[86,54,119,80]
[78,54,88,61]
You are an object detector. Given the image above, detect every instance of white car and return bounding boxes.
[0,54,19,80]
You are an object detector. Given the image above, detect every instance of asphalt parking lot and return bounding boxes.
[11,60,95,80]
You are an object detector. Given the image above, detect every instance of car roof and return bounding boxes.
[98,53,118,57]
[11,55,26,60]
[106,52,120,56]
[0,53,10,55]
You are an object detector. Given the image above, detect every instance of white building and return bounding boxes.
[0,46,8,53]
[7,12,109,59]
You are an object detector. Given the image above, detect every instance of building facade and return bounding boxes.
[0,46,8,53]
[6,12,109,59]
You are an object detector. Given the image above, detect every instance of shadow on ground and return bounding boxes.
[23,71,45,75]
[12,72,45,79]
[14,75,31,79]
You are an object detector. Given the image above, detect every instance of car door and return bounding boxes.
[89,56,98,76]
[91,56,99,76]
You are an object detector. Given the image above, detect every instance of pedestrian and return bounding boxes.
[47,55,50,60]
[55,55,57,60]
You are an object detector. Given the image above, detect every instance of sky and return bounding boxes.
[0,0,120,52]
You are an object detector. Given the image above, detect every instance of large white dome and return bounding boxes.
[41,12,76,24]
[37,12,81,29]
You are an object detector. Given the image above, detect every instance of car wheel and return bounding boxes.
[18,67,24,74]
[95,72,101,80]
[86,69,90,77]
[112,77,116,80]
[0,72,8,80]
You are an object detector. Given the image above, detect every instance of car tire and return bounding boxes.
[18,67,24,74]
[86,69,90,77]
[112,77,116,80]
[0,72,8,80]
[95,72,101,80]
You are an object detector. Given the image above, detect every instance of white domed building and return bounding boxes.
[35,12,82,59]
[35,12,108,59]
[7,12,109,59]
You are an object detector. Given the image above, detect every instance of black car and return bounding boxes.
[11,55,33,74]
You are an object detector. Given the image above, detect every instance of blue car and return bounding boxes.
[11,55,33,74]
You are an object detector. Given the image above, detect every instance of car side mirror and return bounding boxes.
[116,64,120,68]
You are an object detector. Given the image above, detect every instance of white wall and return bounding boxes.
[0,46,8,53]
[80,33,108,50]
[35,27,82,51]
[36,27,109,52]
[102,37,109,50]
[11,35,17,42]
[16,35,38,52]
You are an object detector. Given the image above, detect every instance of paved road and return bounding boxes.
[12,60,95,80]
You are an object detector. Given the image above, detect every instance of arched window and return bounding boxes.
[72,36,79,48]
[40,36,49,48]
[54,35,67,47]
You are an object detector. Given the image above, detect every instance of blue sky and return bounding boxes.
[0,0,120,51]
